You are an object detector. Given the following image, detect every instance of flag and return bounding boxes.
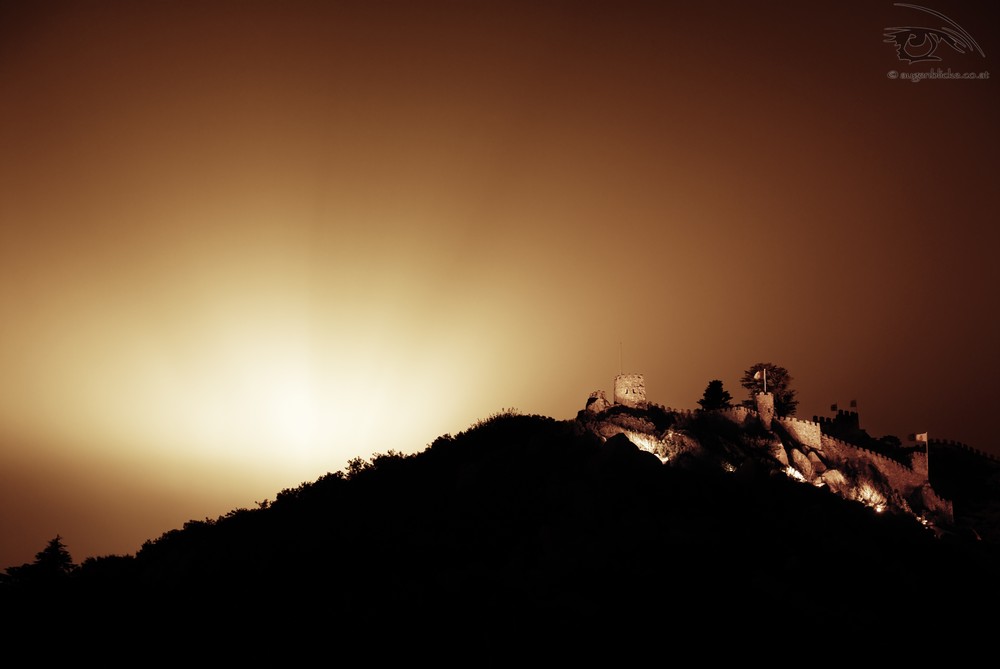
[830,403,838,411]
[849,399,857,408]
[753,371,762,380]
[916,432,928,442]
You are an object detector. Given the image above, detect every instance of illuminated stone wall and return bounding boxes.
[721,405,952,523]
[777,415,821,449]
[806,434,951,522]
[581,378,955,525]
[614,374,646,408]
[815,434,928,491]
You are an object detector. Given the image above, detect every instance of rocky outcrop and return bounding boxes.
[585,390,611,413]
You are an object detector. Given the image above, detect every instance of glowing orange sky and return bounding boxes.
[1,1,997,568]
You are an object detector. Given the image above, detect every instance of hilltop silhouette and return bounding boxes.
[2,407,999,655]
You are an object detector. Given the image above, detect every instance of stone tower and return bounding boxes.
[614,374,646,408]
[755,392,774,430]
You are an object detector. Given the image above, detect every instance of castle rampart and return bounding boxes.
[581,375,956,526]
[715,405,752,424]
[818,434,933,494]
[776,415,821,450]
[929,438,1000,463]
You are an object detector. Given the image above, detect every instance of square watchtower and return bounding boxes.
[614,374,646,408]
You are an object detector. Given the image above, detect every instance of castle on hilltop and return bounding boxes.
[586,373,647,412]
[581,372,958,531]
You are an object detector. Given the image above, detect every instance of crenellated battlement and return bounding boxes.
[781,414,820,427]
[813,410,859,422]
[662,406,698,419]
[777,415,822,449]
[714,405,754,424]
[929,438,1000,463]
[821,433,918,475]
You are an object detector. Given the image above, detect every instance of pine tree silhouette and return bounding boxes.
[697,379,733,410]
[3,535,76,584]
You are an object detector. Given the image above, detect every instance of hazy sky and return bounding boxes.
[1,0,997,568]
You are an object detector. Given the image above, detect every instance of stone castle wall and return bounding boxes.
[614,374,646,408]
[929,438,1000,463]
[721,406,952,523]
[777,415,822,449]
[583,378,956,524]
[817,434,928,492]
[716,405,752,425]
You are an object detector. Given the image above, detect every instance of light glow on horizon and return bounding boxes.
[0,0,996,570]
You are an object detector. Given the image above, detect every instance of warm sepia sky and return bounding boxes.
[1,0,997,568]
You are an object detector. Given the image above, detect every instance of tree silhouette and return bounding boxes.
[3,535,76,585]
[697,379,733,410]
[740,363,799,416]
[32,535,76,577]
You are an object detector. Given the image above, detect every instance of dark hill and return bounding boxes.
[2,411,999,657]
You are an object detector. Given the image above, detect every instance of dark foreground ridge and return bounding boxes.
[2,410,999,654]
